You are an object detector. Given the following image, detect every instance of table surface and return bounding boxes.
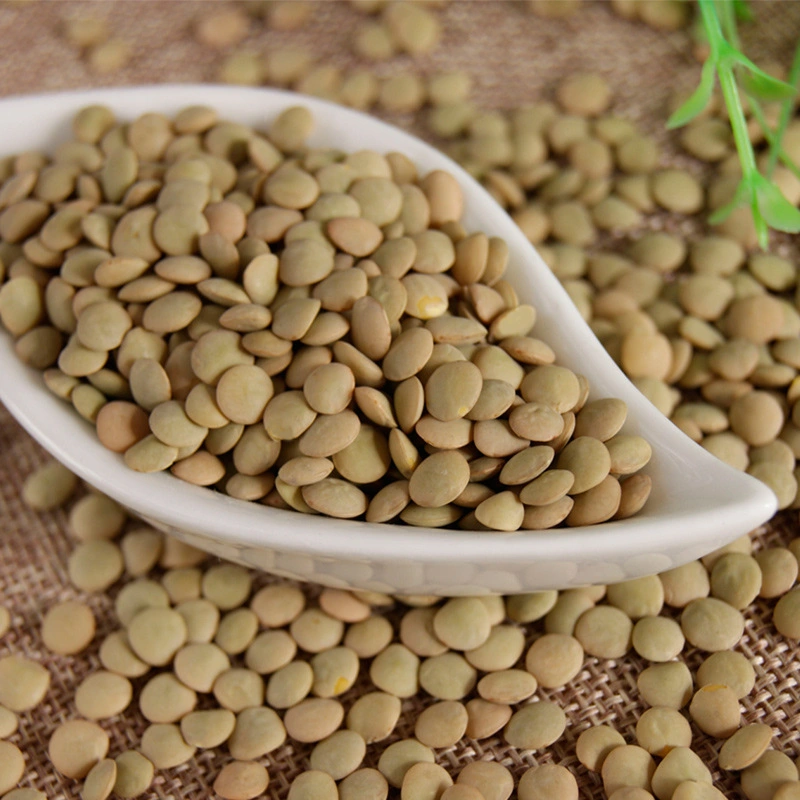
[0,3,799,800]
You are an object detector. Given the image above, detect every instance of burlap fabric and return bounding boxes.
[0,2,799,798]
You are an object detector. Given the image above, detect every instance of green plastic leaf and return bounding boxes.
[755,175,800,232]
[667,60,717,129]
[716,0,739,47]
[725,46,798,101]
[741,68,798,102]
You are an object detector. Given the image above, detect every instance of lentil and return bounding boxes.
[48,720,109,779]
[719,724,773,771]
[74,671,133,720]
[22,460,78,510]
[464,697,513,740]
[681,597,745,651]
[347,691,401,743]
[741,751,799,800]
[635,707,692,756]
[139,723,196,769]
[0,742,25,795]
[81,759,116,800]
[602,745,657,796]
[576,725,626,772]
[180,708,236,749]
[456,761,514,800]
[378,739,436,789]
[42,600,96,655]
[518,764,579,800]
[504,700,567,749]
[213,761,269,800]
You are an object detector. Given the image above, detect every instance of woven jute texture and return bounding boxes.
[1,2,799,799]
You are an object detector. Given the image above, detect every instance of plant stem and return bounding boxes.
[717,0,741,50]
[689,0,800,246]
[699,0,723,60]
[699,0,758,177]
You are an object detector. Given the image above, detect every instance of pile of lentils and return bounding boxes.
[0,467,799,799]
[0,103,654,531]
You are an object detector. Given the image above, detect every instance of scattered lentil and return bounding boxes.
[180,708,236,749]
[346,691,402,743]
[68,539,124,593]
[638,661,694,709]
[80,758,116,800]
[601,745,657,796]
[504,700,566,749]
[419,652,476,700]
[287,770,339,800]
[377,739,436,789]
[525,633,584,687]
[0,741,25,795]
[741,751,799,800]
[284,698,345,743]
[632,616,685,662]
[574,604,632,658]
[213,667,264,712]
[681,598,745,652]
[456,761,514,800]
[689,684,741,738]
[774,586,800,638]
[68,493,126,541]
[42,600,96,655]
[265,659,313,710]
[651,748,712,800]
[310,729,366,780]
[48,720,109,780]
[719,724,773,771]
[213,761,269,800]
[228,706,286,760]
[465,624,525,671]
[74,671,133,720]
[696,650,755,699]
[22,460,78,510]
[635,707,692,756]
[128,606,187,666]
[138,673,197,723]
[518,763,579,800]
[139,723,196,769]
[401,761,453,800]
[576,724,627,772]
[0,706,18,739]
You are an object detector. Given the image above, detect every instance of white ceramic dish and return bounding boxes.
[0,84,778,595]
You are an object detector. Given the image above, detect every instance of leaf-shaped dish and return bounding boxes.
[0,84,777,595]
